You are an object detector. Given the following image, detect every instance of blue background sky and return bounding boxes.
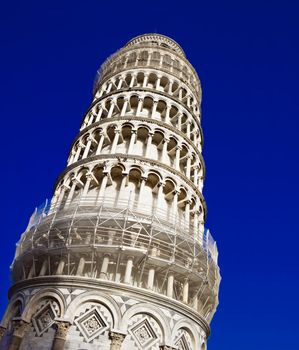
[1,1,298,349]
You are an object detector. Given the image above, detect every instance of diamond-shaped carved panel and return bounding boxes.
[129,317,158,349]
[75,306,108,342]
[175,333,192,350]
[32,301,57,336]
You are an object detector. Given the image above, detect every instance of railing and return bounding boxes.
[17,195,218,264]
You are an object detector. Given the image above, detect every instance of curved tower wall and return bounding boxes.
[0,34,220,350]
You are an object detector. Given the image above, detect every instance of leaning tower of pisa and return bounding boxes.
[0,34,220,350]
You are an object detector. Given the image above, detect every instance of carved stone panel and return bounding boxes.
[74,306,108,342]
[32,301,57,336]
[129,317,159,350]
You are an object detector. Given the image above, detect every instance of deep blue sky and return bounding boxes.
[1,1,299,349]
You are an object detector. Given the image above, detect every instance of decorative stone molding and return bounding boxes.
[125,34,186,57]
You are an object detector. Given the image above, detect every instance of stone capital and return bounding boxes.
[54,320,71,340]
[85,172,94,180]
[109,330,126,349]
[11,318,29,338]
[0,325,6,340]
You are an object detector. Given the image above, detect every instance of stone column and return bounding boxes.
[66,179,78,203]
[73,145,82,163]
[186,121,191,138]
[136,98,143,116]
[175,146,181,170]
[95,106,103,122]
[55,259,65,275]
[143,73,149,87]
[98,173,108,199]
[183,278,189,304]
[193,210,199,239]
[87,113,95,126]
[8,318,29,350]
[120,99,129,116]
[54,186,67,209]
[124,256,134,284]
[147,266,155,290]
[110,129,120,154]
[145,132,153,157]
[107,102,115,118]
[109,331,126,350]
[167,272,174,298]
[67,150,76,165]
[151,100,158,118]
[76,257,85,276]
[82,173,93,199]
[138,177,147,207]
[117,77,123,89]
[129,74,136,87]
[156,182,165,211]
[167,80,173,94]
[194,167,199,186]
[161,138,169,163]
[164,104,171,124]
[82,137,93,159]
[96,132,105,155]
[155,76,161,89]
[106,82,113,93]
[185,200,191,227]
[172,190,179,217]
[178,88,183,100]
[127,129,137,154]
[177,113,182,130]
[146,52,152,66]
[186,155,192,178]
[100,254,110,279]
[39,259,48,276]
[51,321,71,350]
[192,293,198,311]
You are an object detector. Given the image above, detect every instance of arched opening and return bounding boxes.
[167,137,178,166]
[125,73,132,87]
[160,76,169,91]
[136,72,144,86]
[128,167,142,205]
[141,96,153,117]
[156,100,167,121]
[145,172,160,212]
[150,51,161,66]
[136,126,149,156]
[147,73,157,89]
[139,50,149,66]
[151,131,164,161]
[129,95,139,115]
[127,52,137,67]
[121,124,133,153]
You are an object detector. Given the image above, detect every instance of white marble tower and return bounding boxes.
[0,34,220,350]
